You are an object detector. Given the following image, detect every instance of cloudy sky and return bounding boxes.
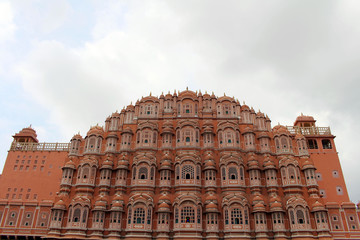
[0,0,359,202]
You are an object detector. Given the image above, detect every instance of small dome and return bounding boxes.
[95,200,106,208]
[71,133,82,140]
[257,132,269,139]
[54,199,66,209]
[272,125,289,134]
[206,202,217,209]
[64,159,76,169]
[158,202,171,212]
[256,112,265,118]
[161,160,171,167]
[253,195,264,202]
[302,159,315,170]
[112,201,123,208]
[159,202,170,209]
[241,104,250,110]
[242,127,253,134]
[101,159,113,169]
[253,202,266,212]
[205,194,217,202]
[311,200,325,212]
[263,159,275,169]
[121,127,133,135]
[270,201,282,211]
[14,126,39,142]
[159,193,171,202]
[87,125,104,136]
[295,133,305,140]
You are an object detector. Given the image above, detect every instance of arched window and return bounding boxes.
[231,208,242,224]
[228,167,238,180]
[296,209,305,224]
[182,165,194,179]
[133,208,145,224]
[222,167,226,180]
[82,167,89,179]
[138,167,148,179]
[181,206,195,223]
[176,165,180,180]
[73,208,81,222]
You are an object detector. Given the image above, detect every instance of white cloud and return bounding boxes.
[13,0,360,202]
[0,0,16,42]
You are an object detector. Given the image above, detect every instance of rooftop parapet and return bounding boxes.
[286,126,332,136]
[9,142,70,152]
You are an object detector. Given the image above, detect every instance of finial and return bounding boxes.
[301,112,303,116]
[224,93,225,96]
[150,92,152,96]
[168,90,170,94]
[130,101,132,105]
[29,124,32,128]
[243,101,245,105]
[186,86,188,90]
[205,90,207,94]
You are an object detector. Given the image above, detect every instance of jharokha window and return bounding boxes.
[140,104,158,117]
[223,205,250,231]
[288,206,311,230]
[136,129,157,148]
[127,205,152,230]
[175,162,201,185]
[221,164,245,187]
[132,164,156,186]
[174,203,202,230]
[176,127,200,147]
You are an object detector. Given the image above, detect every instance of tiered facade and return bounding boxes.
[0,89,359,240]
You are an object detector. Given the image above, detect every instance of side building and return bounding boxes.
[0,89,359,240]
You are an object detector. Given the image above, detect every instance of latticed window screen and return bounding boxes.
[181,206,195,223]
[290,210,295,224]
[222,167,226,180]
[133,208,145,224]
[73,209,81,222]
[128,207,132,224]
[82,210,87,223]
[228,167,238,180]
[231,208,243,224]
[225,209,229,224]
[150,167,154,180]
[296,209,305,224]
[197,207,201,223]
[147,208,152,224]
[176,166,180,179]
[175,208,179,223]
[138,167,148,179]
[182,165,194,179]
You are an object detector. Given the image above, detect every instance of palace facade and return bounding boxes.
[0,89,359,240]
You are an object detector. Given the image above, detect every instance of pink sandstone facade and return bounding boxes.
[0,89,359,240]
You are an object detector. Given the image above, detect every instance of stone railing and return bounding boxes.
[10,142,70,151]
[286,126,331,136]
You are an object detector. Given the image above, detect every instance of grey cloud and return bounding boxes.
[12,0,360,202]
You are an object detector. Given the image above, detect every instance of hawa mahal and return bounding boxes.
[0,89,359,240]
